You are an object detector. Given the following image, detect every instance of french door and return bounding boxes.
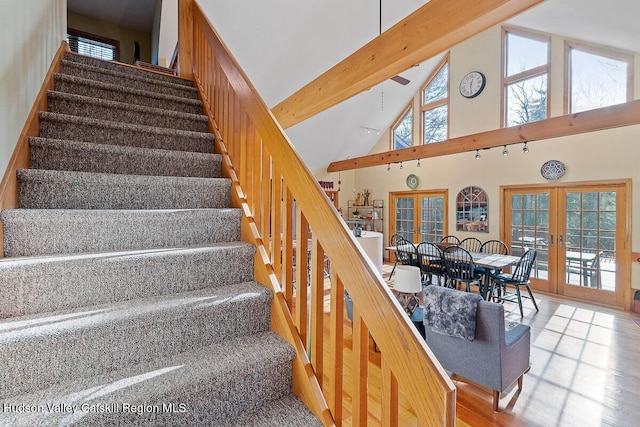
[502,181,630,308]
[390,190,448,245]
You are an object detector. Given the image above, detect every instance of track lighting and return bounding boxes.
[502,145,509,156]
[399,161,403,170]
[387,163,391,172]
[475,150,481,160]
[523,141,529,153]
[417,159,421,167]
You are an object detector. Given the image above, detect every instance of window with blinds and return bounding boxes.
[67,29,120,61]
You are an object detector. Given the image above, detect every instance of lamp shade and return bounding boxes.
[393,265,422,293]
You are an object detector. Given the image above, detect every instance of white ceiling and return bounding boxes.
[68,0,640,171]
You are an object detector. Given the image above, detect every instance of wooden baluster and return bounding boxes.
[352,306,369,426]
[310,236,325,382]
[381,356,399,427]
[282,186,295,307]
[328,273,344,424]
[295,212,309,347]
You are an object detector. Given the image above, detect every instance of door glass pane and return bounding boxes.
[510,193,549,279]
[420,196,444,243]
[564,191,616,291]
[395,197,414,241]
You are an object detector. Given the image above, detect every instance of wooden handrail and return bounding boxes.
[182,1,456,425]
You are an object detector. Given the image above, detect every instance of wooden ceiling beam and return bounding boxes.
[272,0,544,129]
[327,99,640,172]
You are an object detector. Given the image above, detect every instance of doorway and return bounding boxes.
[501,180,630,308]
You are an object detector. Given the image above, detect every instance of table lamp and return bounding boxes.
[393,265,422,315]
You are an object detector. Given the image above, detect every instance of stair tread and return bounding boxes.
[30,137,220,162]
[0,242,256,319]
[47,90,205,119]
[60,59,199,97]
[18,169,231,210]
[29,137,221,178]
[2,207,242,256]
[0,331,295,427]
[46,91,208,133]
[0,281,269,341]
[64,53,194,87]
[38,111,214,142]
[54,73,203,114]
[218,394,323,427]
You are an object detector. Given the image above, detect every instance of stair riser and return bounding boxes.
[54,75,204,115]
[2,209,241,257]
[0,243,256,319]
[18,170,230,210]
[39,113,214,154]
[29,138,221,178]
[64,53,194,87]
[60,60,199,99]
[48,92,209,133]
[0,284,272,398]
[0,332,297,427]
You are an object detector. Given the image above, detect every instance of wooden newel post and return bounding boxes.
[178,0,194,80]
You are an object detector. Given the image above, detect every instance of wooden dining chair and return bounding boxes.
[440,235,461,245]
[480,239,509,255]
[491,249,539,317]
[460,237,483,253]
[442,246,483,293]
[416,242,445,285]
[395,238,419,269]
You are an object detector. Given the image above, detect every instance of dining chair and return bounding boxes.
[491,249,539,317]
[416,242,445,285]
[395,238,419,269]
[442,246,483,293]
[460,237,483,253]
[388,233,403,278]
[480,239,509,255]
[440,235,461,245]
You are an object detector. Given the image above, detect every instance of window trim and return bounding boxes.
[420,53,450,144]
[563,40,634,114]
[67,28,120,61]
[390,101,414,151]
[501,26,551,128]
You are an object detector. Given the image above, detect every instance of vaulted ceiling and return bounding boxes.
[68,0,640,171]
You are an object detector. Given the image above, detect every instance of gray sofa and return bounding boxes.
[422,285,531,411]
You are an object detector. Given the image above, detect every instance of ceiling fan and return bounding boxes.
[380,0,411,85]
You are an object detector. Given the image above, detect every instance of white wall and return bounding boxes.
[0,0,67,178]
[157,0,178,68]
[354,24,640,291]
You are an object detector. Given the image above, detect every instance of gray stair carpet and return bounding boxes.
[38,112,215,153]
[0,52,320,425]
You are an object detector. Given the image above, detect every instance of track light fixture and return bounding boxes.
[475,150,481,160]
[399,161,403,170]
[417,159,421,167]
[502,145,509,156]
[387,163,391,172]
[523,141,529,153]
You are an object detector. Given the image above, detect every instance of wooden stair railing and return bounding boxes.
[179,1,456,425]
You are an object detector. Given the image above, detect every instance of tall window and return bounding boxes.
[421,56,449,143]
[67,29,120,61]
[566,42,633,114]
[391,103,413,150]
[502,27,550,127]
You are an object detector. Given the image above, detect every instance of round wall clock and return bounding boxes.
[406,174,419,189]
[541,160,566,180]
[459,71,486,98]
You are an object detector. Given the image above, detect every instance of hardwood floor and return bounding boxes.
[323,262,640,427]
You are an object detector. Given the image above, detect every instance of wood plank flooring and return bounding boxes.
[322,262,640,427]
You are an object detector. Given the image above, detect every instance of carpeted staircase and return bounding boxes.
[0,53,321,426]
